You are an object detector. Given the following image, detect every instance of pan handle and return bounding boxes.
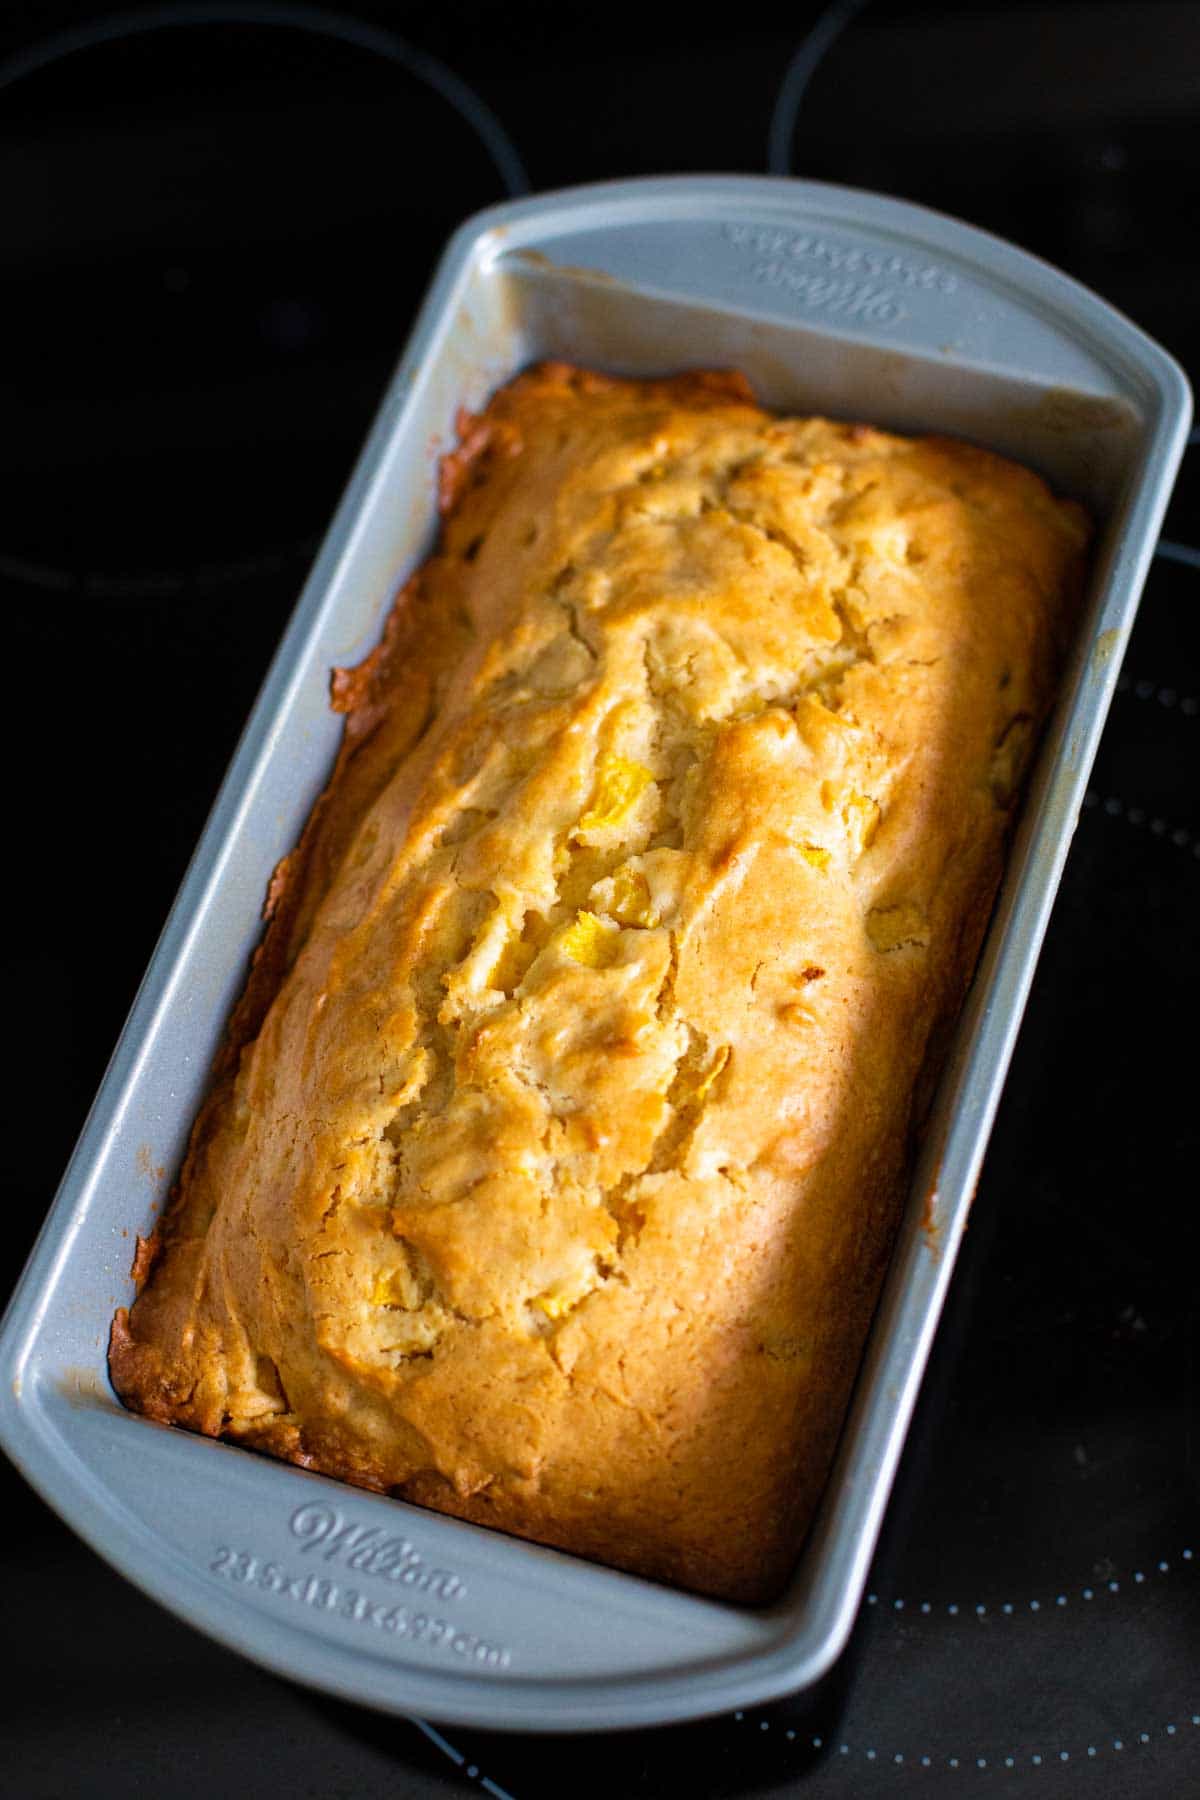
[465,174,1155,400]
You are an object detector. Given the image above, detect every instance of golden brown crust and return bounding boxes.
[109,362,1089,1603]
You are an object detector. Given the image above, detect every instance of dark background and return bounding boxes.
[1,2,1196,1795]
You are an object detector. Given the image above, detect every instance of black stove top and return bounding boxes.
[2,4,1196,1795]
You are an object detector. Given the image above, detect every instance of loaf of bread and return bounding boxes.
[110,363,1088,1603]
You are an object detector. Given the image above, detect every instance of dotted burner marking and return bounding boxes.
[409,1550,1197,1794]
[863,1546,1194,1616]
[411,1718,518,1799]
[730,1713,1200,1773]
[1083,790,1200,858]
[1117,671,1200,715]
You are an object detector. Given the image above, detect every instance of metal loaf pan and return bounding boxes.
[0,177,1190,1734]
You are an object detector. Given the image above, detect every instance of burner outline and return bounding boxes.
[1117,671,1200,714]
[733,1711,1200,1774]
[768,0,875,175]
[411,1718,518,1800]
[862,1545,1196,1616]
[1083,791,1200,857]
[407,1548,1197,1793]
[0,1,529,599]
[0,1,528,195]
